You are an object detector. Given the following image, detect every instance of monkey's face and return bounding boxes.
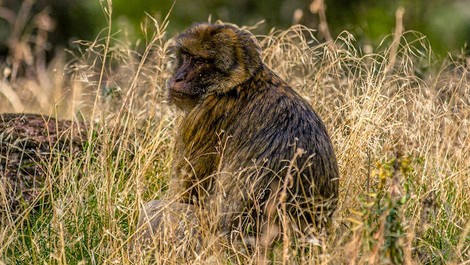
[167,23,262,111]
[167,50,211,111]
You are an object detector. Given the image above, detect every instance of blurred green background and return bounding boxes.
[1,0,469,58]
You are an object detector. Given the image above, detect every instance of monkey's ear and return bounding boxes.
[238,30,263,75]
[212,26,263,76]
[210,31,238,73]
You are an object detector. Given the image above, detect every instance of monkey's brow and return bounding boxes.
[178,48,196,57]
[178,48,212,61]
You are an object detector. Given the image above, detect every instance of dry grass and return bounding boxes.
[0,2,469,264]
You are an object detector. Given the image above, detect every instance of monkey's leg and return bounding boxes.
[132,199,202,257]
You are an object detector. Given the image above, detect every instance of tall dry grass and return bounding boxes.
[0,2,468,264]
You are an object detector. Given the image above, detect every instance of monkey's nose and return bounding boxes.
[168,78,186,93]
[175,70,187,82]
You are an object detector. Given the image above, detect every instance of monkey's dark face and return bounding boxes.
[167,23,262,111]
[167,50,213,111]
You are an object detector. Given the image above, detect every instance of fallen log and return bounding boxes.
[0,113,88,214]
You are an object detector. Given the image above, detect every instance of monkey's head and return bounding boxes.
[167,23,263,111]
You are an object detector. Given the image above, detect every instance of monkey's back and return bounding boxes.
[177,67,339,230]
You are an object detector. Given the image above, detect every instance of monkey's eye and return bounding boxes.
[176,50,190,61]
[194,57,210,66]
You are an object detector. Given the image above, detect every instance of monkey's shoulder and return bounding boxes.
[246,82,323,123]
[222,83,328,140]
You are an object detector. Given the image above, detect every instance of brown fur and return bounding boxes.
[137,23,339,253]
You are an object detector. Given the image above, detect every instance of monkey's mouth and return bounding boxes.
[168,88,200,111]
[169,86,200,101]
[169,87,195,98]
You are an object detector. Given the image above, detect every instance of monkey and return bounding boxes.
[136,23,339,255]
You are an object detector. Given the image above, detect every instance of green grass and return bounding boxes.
[0,2,469,264]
